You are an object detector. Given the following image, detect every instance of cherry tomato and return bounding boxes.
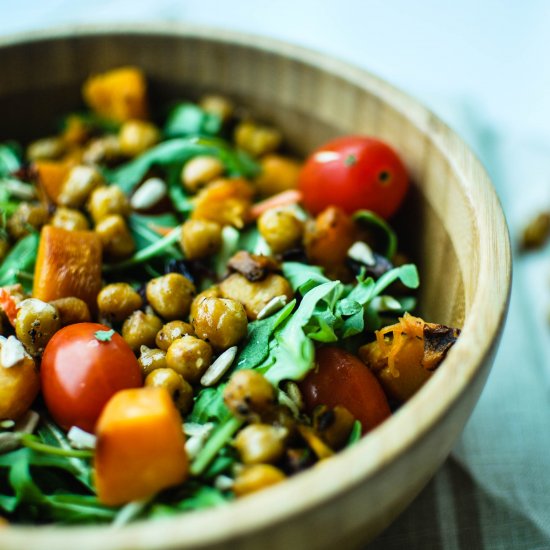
[41,323,141,433]
[298,135,409,219]
[299,346,391,435]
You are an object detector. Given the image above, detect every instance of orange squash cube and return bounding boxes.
[94,387,188,506]
[83,67,148,123]
[32,225,102,311]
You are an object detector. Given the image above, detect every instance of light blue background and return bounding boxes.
[2,1,550,547]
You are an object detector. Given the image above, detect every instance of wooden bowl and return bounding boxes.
[0,25,511,549]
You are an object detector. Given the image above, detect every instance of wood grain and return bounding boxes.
[0,25,511,550]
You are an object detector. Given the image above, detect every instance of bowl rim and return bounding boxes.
[0,23,512,548]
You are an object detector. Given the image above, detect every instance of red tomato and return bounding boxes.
[299,346,391,435]
[298,135,409,219]
[41,323,141,433]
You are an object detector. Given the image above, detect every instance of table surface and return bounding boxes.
[3,2,550,548]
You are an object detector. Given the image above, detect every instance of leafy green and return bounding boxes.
[190,417,242,477]
[0,232,40,288]
[127,213,181,254]
[282,262,330,293]
[164,103,222,138]
[215,226,240,279]
[262,282,341,385]
[103,226,181,272]
[107,137,259,195]
[346,421,362,447]
[353,210,398,259]
[0,142,21,177]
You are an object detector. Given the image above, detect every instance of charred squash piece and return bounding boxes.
[83,66,148,123]
[33,225,102,311]
[35,160,71,204]
[359,313,460,402]
[227,250,280,282]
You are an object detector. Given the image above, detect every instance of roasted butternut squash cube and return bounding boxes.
[83,67,148,123]
[94,387,188,505]
[32,225,102,311]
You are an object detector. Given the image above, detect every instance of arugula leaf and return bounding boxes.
[0,142,21,177]
[128,213,181,254]
[103,227,181,272]
[164,103,222,138]
[0,232,39,288]
[107,137,259,195]
[282,262,330,294]
[353,210,398,259]
[262,282,341,385]
[214,226,240,279]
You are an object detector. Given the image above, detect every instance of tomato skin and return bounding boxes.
[300,346,391,435]
[298,135,409,219]
[41,323,141,433]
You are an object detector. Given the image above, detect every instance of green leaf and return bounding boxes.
[0,232,39,287]
[103,226,182,272]
[107,137,259,195]
[214,226,240,279]
[164,103,222,138]
[262,281,341,385]
[353,210,398,259]
[190,416,242,477]
[346,421,362,447]
[282,262,330,294]
[127,213,180,254]
[94,329,115,342]
[189,387,230,425]
[0,142,22,177]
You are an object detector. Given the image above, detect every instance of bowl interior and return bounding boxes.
[0,26,510,549]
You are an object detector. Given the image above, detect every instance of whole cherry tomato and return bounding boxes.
[41,323,141,433]
[299,346,391,435]
[298,135,409,219]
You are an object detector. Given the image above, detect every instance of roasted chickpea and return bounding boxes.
[234,424,287,465]
[49,297,91,326]
[138,345,168,377]
[57,165,104,208]
[312,405,355,450]
[97,283,142,322]
[181,156,224,193]
[82,135,122,165]
[122,309,163,351]
[26,136,65,161]
[0,340,40,419]
[232,464,286,497]
[234,121,282,157]
[144,368,193,415]
[257,208,304,254]
[165,335,213,384]
[180,219,222,259]
[87,185,130,224]
[51,207,90,231]
[15,299,61,356]
[95,214,135,259]
[118,119,160,157]
[189,286,221,323]
[219,273,293,320]
[7,203,49,240]
[255,154,302,198]
[199,94,234,121]
[192,297,248,350]
[146,273,196,321]
[155,320,195,351]
[223,370,276,420]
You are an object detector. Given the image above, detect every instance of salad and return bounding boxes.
[0,67,459,525]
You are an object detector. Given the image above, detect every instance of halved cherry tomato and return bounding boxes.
[41,323,141,433]
[298,135,409,219]
[299,346,391,435]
